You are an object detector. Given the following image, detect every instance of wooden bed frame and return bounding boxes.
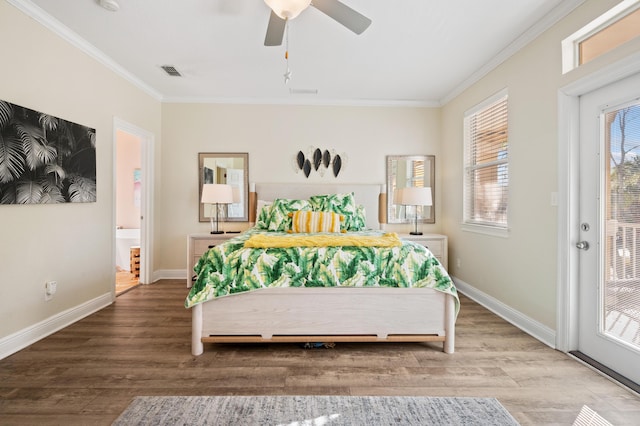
[191,183,456,356]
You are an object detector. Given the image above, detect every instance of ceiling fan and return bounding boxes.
[263,0,372,46]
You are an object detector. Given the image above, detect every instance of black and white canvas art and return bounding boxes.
[0,99,96,204]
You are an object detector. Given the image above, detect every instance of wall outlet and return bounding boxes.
[45,280,57,301]
[456,258,461,268]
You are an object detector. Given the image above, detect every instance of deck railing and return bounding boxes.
[609,221,640,280]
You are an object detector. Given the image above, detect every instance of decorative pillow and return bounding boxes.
[266,198,312,231]
[309,193,361,231]
[255,201,272,230]
[289,210,344,233]
[350,204,367,231]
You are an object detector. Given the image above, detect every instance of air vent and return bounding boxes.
[289,88,318,95]
[161,65,182,77]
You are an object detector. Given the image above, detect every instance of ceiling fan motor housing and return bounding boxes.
[265,0,312,20]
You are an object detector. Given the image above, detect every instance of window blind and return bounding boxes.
[464,92,509,227]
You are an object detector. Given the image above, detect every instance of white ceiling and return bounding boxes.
[17,0,584,105]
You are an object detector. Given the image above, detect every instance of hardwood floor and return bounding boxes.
[115,270,139,295]
[1,279,639,425]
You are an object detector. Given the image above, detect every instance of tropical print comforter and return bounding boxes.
[185,228,459,316]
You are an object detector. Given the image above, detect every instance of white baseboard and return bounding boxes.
[152,269,187,282]
[0,292,113,360]
[453,276,556,349]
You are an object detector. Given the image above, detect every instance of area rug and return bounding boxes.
[112,395,520,425]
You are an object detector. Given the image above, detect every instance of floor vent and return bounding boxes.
[161,65,182,77]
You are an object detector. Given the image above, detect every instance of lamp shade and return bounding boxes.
[201,184,233,204]
[264,0,311,19]
[399,187,432,206]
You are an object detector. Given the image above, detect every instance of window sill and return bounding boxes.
[461,223,509,238]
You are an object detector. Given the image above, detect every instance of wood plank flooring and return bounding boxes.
[115,270,139,295]
[1,279,639,425]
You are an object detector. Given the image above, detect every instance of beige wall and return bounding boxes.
[440,0,638,330]
[0,1,161,339]
[158,103,442,270]
[116,130,142,229]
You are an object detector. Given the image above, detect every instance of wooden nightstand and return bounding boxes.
[186,233,236,288]
[400,233,448,269]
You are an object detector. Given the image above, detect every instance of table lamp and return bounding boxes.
[201,184,233,234]
[399,187,432,235]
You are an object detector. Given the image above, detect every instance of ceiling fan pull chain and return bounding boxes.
[284,19,292,84]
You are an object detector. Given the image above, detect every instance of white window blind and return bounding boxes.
[464,91,509,229]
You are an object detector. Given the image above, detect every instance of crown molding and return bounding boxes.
[161,95,440,108]
[440,0,587,105]
[7,0,163,101]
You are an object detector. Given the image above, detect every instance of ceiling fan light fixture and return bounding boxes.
[264,0,311,20]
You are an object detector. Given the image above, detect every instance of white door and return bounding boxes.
[578,72,640,385]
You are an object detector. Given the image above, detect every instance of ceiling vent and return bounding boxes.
[289,88,318,95]
[161,65,182,77]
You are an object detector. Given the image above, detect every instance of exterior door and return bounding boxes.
[578,72,640,385]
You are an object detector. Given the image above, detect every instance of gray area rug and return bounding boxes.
[113,395,519,425]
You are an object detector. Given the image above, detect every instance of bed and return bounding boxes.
[186,183,459,356]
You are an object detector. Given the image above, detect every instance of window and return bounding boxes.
[463,90,509,233]
[562,0,640,73]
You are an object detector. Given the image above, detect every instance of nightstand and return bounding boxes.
[400,233,448,269]
[186,233,235,288]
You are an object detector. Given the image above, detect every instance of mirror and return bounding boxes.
[199,153,249,222]
[386,155,435,224]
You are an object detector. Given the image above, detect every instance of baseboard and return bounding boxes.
[453,276,556,349]
[152,269,187,282]
[0,292,113,360]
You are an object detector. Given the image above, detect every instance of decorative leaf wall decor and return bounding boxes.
[322,150,330,168]
[296,151,305,169]
[292,146,348,178]
[0,99,96,204]
[332,155,342,177]
[303,159,312,178]
[313,148,322,171]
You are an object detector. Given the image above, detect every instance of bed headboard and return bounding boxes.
[253,183,384,230]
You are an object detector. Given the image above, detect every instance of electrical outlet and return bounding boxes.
[456,258,461,268]
[45,280,57,301]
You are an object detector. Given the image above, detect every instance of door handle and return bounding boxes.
[576,241,590,250]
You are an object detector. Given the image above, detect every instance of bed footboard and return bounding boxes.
[191,288,455,356]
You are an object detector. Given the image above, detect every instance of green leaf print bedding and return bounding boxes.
[185,228,459,317]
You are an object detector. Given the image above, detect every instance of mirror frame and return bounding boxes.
[386,155,436,224]
[198,152,249,222]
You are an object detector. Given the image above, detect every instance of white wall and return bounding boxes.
[441,0,640,331]
[158,103,442,270]
[0,1,161,342]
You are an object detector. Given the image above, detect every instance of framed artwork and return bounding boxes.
[0,99,97,204]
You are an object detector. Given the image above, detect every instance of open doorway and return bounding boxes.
[113,118,154,295]
[115,129,142,294]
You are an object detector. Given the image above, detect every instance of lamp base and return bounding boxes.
[210,230,224,235]
[409,231,423,236]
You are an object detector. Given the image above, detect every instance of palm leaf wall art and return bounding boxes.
[0,99,96,204]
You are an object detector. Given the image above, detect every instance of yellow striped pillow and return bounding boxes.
[289,211,344,233]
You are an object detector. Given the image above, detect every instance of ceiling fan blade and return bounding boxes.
[264,10,286,46]
[311,0,371,35]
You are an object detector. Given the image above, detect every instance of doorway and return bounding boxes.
[558,57,640,391]
[113,118,154,293]
[115,129,142,294]
[576,72,640,386]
